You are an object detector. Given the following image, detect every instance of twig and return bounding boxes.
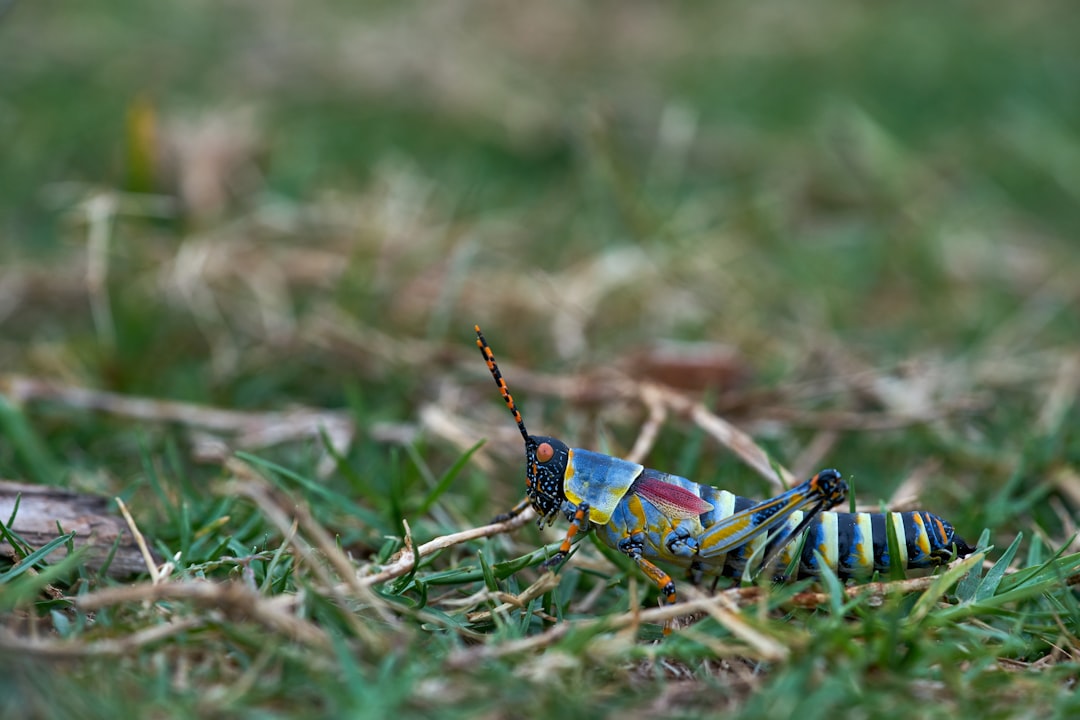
[625,384,667,465]
[115,497,161,583]
[76,581,330,649]
[660,387,794,490]
[0,618,203,658]
[358,508,536,587]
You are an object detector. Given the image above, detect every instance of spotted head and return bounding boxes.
[475,325,570,525]
[809,468,848,508]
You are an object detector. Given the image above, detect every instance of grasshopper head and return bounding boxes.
[524,435,570,524]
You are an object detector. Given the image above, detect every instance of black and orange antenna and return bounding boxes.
[475,325,530,444]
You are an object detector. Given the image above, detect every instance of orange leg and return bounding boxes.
[543,503,590,570]
[618,536,678,635]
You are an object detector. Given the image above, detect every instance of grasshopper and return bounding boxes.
[475,326,973,616]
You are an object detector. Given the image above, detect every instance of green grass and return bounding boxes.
[2,1,1080,718]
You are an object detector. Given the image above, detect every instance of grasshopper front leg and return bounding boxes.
[543,502,591,570]
[491,497,531,524]
[611,511,680,635]
[547,502,679,634]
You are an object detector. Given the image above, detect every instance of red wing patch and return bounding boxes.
[633,475,714,519]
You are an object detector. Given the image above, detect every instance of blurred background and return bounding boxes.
[1,0,1078,550]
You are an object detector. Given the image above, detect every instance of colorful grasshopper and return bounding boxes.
[475,326,973,612]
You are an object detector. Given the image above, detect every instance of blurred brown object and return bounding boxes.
[623,340,749,393]
[120,97,265,222]
[0,481,150,578]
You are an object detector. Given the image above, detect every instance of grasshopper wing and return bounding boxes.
[632,471,714,520]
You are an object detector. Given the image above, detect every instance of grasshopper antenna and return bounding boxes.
[475,325,530,444]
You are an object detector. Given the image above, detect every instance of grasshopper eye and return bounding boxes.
[536,442,554,463]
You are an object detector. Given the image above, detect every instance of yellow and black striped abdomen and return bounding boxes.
[787,509,971,578]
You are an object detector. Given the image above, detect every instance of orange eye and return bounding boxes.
[536,442,554,463]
